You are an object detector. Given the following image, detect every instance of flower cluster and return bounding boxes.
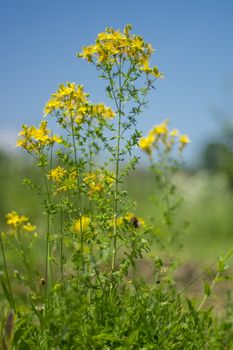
[6,211,36,232]
[83,170,114,197]
[44,82,115,123]
[92,103,115,119]
[17,121,62,152]
[48,166,78,193]
[139,120,190,155]
[78,25,162,78]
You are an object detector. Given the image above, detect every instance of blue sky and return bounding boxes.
[1,0,233,163]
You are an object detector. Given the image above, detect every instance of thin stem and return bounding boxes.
[71,120,85,272]
[111,57,122,272]
[41,164,51,304]
[60,203,64,292]
[0,233,16,312]
[198,270,220,311]
[88,121,93,174]
[45,213,50,304]
[120,79,153,137]
[179,260,217,295]
[88,121,94,261]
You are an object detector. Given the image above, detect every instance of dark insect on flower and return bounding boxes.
[130,216,140,228]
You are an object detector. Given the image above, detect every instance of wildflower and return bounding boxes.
[78,25,162,78]
[6,211,36,232]
[139,120,189,155]
[92,103,115,119]
[49,166,67,183]
[73,216,90,233]
[17,121,62,152]
[6,211,28,228]
[179,134,190,145]
[170,129,179,137]
[138,136,154,154]
[48,166,77,193]
[44,82,115,123]
[179,134,190,151]
[44,83,89,117]
[23,223,37,232]
[153,120,168,135]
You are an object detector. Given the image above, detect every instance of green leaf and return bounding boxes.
[204,282,211,297]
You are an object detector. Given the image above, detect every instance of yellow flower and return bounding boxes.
[44,82,116,124]
[44,99,61,115]
[78,25,162,79]
[152,66,164,78]
[170,129,179,137]
[179,134,190,145]
[141,120,189,156]
[6,211,28,228]
[44,83,89,117]
[48,167,77,193]
[138,135,154,154]
[93,103,115,119]
[140,58,152,74]
[48,166,67,182]
[179,134,190,151]
[153,120,168,135]
[23,223,36,232]
[6,211,36,232]
[74,216,90,233]
[17,121,61,152]
[52,135,63,144]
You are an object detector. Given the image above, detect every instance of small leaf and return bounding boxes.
[204,282,211,297]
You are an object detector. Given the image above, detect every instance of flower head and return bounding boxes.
[138,135,155,155]
[44,82,115,124]
[179,134,190,151]
[6,211,36,232]
[48,166,78,193]
[17,121,62,152]
[179,134,190,145]
[139,119,190,155]
[153,120,168,135]
[78,25,162,78]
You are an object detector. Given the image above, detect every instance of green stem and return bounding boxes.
[71,120,85,272]
[111,57,122,273]
[0,233,16,312]
[41,165,51,304]
[198,270,220,311]
[60,204,64,294]
[45,214,50,303]
[15,230,33,288]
